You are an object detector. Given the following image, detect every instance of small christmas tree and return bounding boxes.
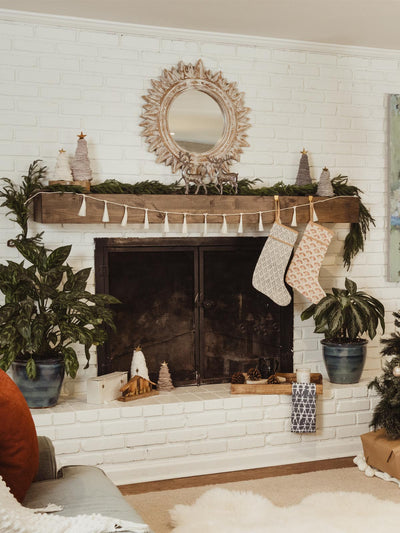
[157,361,174,391]
[130,346,149,381]
[295,148,312,186]
[53,149,73,181]
[369,310,400,439]
[316,167,334,197]
[71,132,92,182]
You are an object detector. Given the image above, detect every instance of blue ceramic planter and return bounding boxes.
[11,359,65,408]
[321,339,367,384]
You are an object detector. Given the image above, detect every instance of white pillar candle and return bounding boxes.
[296,368,311,384]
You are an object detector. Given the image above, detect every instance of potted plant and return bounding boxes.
[301,278,385,384]
[0,161,119,407]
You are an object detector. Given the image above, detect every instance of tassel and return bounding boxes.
[313,205,319,222]
[144,209,149,229]
[102,201,109,223]
[203,214,208,236]
[182,213,188,234]
[221,214,227,234]
[291,206,297,227]
[163,212,169,233]
[78,196,86,217]
[258,212,264,232]
[120,206,128,227]
[238,213,243,234]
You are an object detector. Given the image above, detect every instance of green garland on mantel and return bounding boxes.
[43,175,374,270]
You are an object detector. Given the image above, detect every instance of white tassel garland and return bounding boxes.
[144,209,149,229]
[313,205,319,222]
[291,206,297,227]
[78,196,86,217]
[163,212,170,233]
[221,214,227,234]
[120,205,128,227]
[182,213,188,234]
[102,201,110,223]
[203,214,208,236]
[238,213,243,234]
[258,212,264,232]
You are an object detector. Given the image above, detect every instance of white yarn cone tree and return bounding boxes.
[130,346,150,381]
[53,149,73,181]
[71,132,92,182]
[157,361,174,391]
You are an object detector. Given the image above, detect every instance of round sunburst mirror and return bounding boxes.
[140,59,251,174]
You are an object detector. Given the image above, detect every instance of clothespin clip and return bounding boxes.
[274,195,281,224]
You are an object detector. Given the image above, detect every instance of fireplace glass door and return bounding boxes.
[95,238,293,386]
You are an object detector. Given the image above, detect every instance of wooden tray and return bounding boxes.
[230,373,323,395]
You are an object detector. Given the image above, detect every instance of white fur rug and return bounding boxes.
[170,487,400,532]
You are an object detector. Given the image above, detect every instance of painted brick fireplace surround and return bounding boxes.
[0,10,398,485]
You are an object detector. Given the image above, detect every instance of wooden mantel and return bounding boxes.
[32,193,359,225]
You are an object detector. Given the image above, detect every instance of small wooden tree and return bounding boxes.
[157,361,174,391]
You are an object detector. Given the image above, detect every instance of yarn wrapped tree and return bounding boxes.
[71,132,92,182]
[295,148,312,186]
[157,361,174,391]
[53,149,73,182]
[369,310,400,439]
[316,167,334,197]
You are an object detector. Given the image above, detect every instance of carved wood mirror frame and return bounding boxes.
[140,59,251,174]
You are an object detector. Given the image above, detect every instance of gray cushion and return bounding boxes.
[24,465,146,525]
[34,436,58,482]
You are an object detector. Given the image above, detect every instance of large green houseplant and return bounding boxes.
[0,161,119,407]
[301,278,385,383]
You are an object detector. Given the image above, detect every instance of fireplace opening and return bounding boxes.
[95,238,293,386]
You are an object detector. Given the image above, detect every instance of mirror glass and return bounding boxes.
[168,89,225,154]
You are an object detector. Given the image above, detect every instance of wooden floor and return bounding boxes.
[119,456,355,495]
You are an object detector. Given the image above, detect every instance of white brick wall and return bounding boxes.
[32,380,377,485]
[0,11,398,480]
[0,13,396,385]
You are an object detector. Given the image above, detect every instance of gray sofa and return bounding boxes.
[23,437,149,528]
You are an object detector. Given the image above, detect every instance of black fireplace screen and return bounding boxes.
[95,238,293,386]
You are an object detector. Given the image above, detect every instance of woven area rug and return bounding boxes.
[170,487,400,532]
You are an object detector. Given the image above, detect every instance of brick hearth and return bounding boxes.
[31,376,378,486]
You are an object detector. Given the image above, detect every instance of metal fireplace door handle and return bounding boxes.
[202,299,215,309]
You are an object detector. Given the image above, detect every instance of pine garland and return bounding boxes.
[43,175,373,269]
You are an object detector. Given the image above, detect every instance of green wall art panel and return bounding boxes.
[389,94,400,281]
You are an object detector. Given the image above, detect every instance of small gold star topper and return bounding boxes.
[77,132,86,139]
[59,148,66,154]
[301,148,308,154]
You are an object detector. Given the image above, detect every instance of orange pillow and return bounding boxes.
[0,369,39,502]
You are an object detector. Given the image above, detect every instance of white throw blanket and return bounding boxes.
[0,475,149,533]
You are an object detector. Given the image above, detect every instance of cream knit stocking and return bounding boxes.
[252,222,298,307]
[285,221,333,304]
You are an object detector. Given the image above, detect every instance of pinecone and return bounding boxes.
[266,374,280,384]
[247,368,261,381]
[231,372,246,384]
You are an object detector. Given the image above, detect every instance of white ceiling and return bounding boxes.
[0,0,400,50]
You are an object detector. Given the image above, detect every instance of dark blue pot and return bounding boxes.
[321,339,367,384]
[11,359,65,408]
